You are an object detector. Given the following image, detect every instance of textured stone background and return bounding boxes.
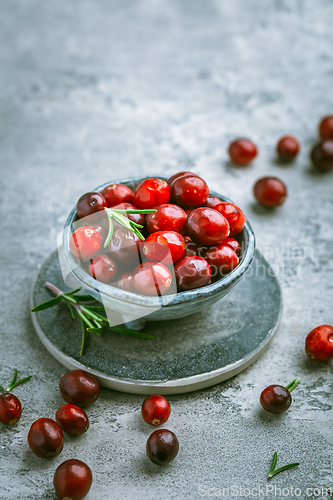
[0,1,333,499]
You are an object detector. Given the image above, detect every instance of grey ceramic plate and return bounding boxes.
[31,250,282,395]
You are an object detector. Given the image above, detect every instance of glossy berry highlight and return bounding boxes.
[305,325,333,361]
[59,370,100,407]
[28,418,64,458]
[53,459,93,500]
[141,395,171,426]
[146,429,179,466]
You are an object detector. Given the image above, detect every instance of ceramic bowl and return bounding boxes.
[61,176,255,329]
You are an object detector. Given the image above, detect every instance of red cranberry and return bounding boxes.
[141,395,171,426]
[133,178,170,209]
[59,370,100,407]
[112,203,145,226]
[143,231,185,265]
[167,171,198,187]
[214,202,245,237]
[311,141,333,172]
[305,325,333,362]
[170,174,209,208]
[87,223,108,242]
[202,243,239,275]
[146,429,179,466]
[101,183,133,207]
[223,238,241,255]
[69,227,102,261]
[319,115,333,140]
[228,139,257,166]
[56,404,89,435]
[277,135,300,162]
[146,204,187,234]
[76,192,107,219]
[260,385,292,413]
[204,195,222,208]
[0,393,22,425]
[28,418,64,458]
[115,271,134,292]
[107,227,142,265]
[184,236,199,257]
[253,177,287,208]
[53,459,92,500]
[88,254,118,284]
[174,256,211,291]
[185,207,230,246]
[132,262,172,296]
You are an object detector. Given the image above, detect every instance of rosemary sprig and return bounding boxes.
[0,369,32,393]
[103,207,157,247]
[267,452,300,480]
[31,282,154,355]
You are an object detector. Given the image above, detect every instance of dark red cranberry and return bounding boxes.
[107,227,142,265]
[202,243,239,275]
[28,418,64,458]
[170,174,209,208]
[53,459,93,500]
[185,207,230,246]
[184,236,199,257]
[174,256,211,291]
[311,141,333,172]
[77,192,107,219]
[214,202,245,237]
[56,404,89,435]
[146,204,187,234]
[88,254,118,284]
[0,393,22,425]
[260,385,292,413]
[112,203,145,226]
[167,171,198,187]
[133,178,170,209]
[223,238,241,255]
[228,139,257,166]
[143,231,185,265]
[132,262,172,296]
[59,370,100,407]
[115,271,135,292]
[141,395,171,426]
[305,325,333,361]
[146,429,179,466]
[276,135,300,162]
[319,115,333,140]
[69,227,102,261]
[204,195,222,208]
[101,183,133,207]
[253,177,287,208]
[87,223,108,242]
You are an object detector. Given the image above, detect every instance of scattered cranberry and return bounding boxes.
[0,393,22,425]
[170,174,209,208]
[88,254,118,284]
[214,202,245,237]
[202,243,239,275]
[223,237,241,255]
[276,135,300,162]
[253,177,287,208]
[59,370,100,408]
[133,178,170,209]
[141,395,171,426]
[112,203,146,226]
[260,386,292,414]
[146,204,187,234]
[204,195,222,208]
[101,183,133,207]
[53,459,93,500]
[69,227,102,261]
[305,325,333,361]
[319,115,333,140]
[310,141,333,172]
[174,256,211,291]
[143,231,185,265]
[146,429,179,466]
[115,271,135,292]
[56,404,89,435]
[132,262,172,296]
[167,171,198,188]
[76,192,107,219]
[107,227,142,265]
[185,207,230,246]
[28,418,64,458]
[228,139,257,166]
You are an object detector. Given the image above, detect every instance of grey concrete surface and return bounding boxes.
[0,1,333,499]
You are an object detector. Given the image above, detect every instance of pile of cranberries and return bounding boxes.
[70,172,245,296]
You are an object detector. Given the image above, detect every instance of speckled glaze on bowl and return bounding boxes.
[61,176,255,329]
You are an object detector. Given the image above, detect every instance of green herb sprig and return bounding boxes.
[267,452,300,480]
[103,207,157,246]
[0,369,32,394]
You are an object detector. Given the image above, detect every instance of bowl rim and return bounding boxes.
[62,175,256,307]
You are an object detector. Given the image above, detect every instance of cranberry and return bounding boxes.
[87,223,108,242]
[204,195,222,208]
[174,256,211,291]
[170,174,209,208]
[141,395,171,426]
[260,385,292,414]
[28,418,64,458]
[146,204,187,234]
[112,203,145,226]
[185,207,230,246]
[167,171,198,187]
[69,227,102,261]
[132,262,172,296]
[143,231,185,265]
[228,139,257,166]
[88,254,118,284]
[277,135,300,162]
[214,202,245,237]
[107,227,142,265]
[311,141,333,172]
[305,325,333,361]
[202,243,239,275]
[56,404,89,435]
[115,271,134,292]
[0,393,22,425]
[223,237,241,255]
[319,115,333,140]
[184,236,199,257]
[146,429,179,466]
[76,192,107,219]
[101,183,133,207]
[253,177,287,208]
[59,370,100,407]
[53,459,92,500]
[133,178,170,209]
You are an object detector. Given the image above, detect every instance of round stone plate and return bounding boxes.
[31,250,282,395]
